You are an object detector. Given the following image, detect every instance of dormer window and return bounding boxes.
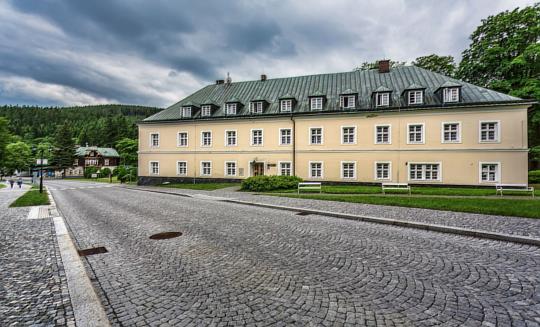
[225,103,237,115]
[340,95,356,109]
[443,88,459,102]
[181,106,192,118]
[201,105,212,117]
[376,93,390,107]
[310,97,323,111]
[250,101,264,114]
[408,91,423,105]
[280,99,292,112]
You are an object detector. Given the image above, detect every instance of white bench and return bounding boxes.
[382,183,411,195]
[298,182,322,194]
[495,184,534,197]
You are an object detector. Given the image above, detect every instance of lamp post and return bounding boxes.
[32,146,51,194]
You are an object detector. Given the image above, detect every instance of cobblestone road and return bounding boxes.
[0,184,75,326]
[49,180,540,326]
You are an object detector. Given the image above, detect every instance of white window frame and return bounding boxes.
[176,161,188,176]
[407,123,425,144]
[408,90,423,105]
[177,131,189,147]
[278,161,292,176]
[309,127,324,145]
[479,162,501,183]
[310,97,323,111]
[279,128,292,145]
[309,161,324,179]
[225,130,237,147]
[408,162,442,182]
[181,106,192,118]
[225,103,237,115]
[341,126,357,145]
[374,124,392,144]
[479,120,501,143]
[374,161,392,181]
[250,129,264,146]
[149,161,159,175]
[443,87,459,103]
[441,122,462,144]
[340,161,356,180]
[339,95,356,109]
[376,92,390,107]
[201,105,212,117]
[280,99,292,112]
[224,161,237,177]
[200,161,212,176]
[201,131,212,147]
[250,101,264,114]
[149,133,160,148]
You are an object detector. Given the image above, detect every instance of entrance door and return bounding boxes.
[253,162,265,176]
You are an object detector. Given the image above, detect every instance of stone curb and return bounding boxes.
[125,186,540,247]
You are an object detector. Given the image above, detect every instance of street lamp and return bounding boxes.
[32,145,51,194]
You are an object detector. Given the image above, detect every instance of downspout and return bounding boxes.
[290,114,296,176]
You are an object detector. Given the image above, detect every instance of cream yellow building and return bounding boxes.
[138,62,533,186]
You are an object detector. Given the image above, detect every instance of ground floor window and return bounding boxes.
[375,162,390,180]
[201,161,212,176]
[310,162,323,178]
[177,161,187,176]
[150,161,159,175]
[280,162,292,176]
[341,162,355,179]
[225,162,237,176]
[480,163,499,182]
[409,163,440,181]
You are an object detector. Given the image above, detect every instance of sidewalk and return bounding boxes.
[129,185,540,239]
[0,185,75,326]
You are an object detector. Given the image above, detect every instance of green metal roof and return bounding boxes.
[76,147,120,158]
[144,65,526,122]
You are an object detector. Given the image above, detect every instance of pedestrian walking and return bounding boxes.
[17,177,23,188]
[9,177,15,189]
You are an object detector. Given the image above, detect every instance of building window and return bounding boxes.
[342,127,356,144]
[480,163,499,182]
[225,162,237,176]
[310,128,323,145]
[280,100,292,112]
[150,133,159,147]
[250,102,263,114]
[408,91,423,105]
[225,130,237,146]
[309,162,323,178]
[201,105,212,117]
[408,124,424,144]
[201,161,212,176]
[310,97,323,111]
[181,106,191,118]
[150,161,159,175]
[178,132,188,147]
[480,121,499,142]
[251,129,263,146]
[375,125,391,144]
[409,163,440,181]
[376,93,389,107]
[442,123,460,143]
[341,162,355,179]
[279,162,292,176]
[280,129,292,145]
[177,161,187,176]
[201,131,212,147]
[85,159,98,166]
[375,162,390,180]
[226,103,237,115]
[443,88,459,102]
[104,159,110,166]
[340,95,355,109]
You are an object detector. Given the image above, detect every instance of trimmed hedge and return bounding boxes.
[529,170,540,184]
[241,175,303,192]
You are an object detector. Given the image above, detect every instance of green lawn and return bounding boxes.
[158,182,241,191]
[10,186,50,207]
[273,193,540,218]
[64,177,137,184]
[0,183,5,189]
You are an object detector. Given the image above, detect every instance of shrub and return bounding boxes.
[529,170,540,184]
[99,167,111,178]
[84,166,99,178]
[241,175,303,192]
[116,166,137,183]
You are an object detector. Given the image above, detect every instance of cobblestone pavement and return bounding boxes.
[133,185,540,239]
[46,180,540,326]
[0,184,75,326]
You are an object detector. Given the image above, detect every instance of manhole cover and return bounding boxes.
[296,211,311,216]
[149,232,182,240]
[78,247,108,256]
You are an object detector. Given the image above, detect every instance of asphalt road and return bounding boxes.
[47,179,540,327]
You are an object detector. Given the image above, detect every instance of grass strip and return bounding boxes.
[10,186,50,207]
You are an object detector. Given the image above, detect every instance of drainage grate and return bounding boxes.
[149,232,182,240]
[78,247,108,256]
[296,211,312,216]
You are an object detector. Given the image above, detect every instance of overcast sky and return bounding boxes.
[0,0,535,108]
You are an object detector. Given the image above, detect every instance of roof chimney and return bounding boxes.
[215,79,224,85]
[226,72,232,84]
[260,74,267,81]
[378,59,390,73]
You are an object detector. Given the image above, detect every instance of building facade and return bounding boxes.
[138,62,533,186]
[65,146,120,177]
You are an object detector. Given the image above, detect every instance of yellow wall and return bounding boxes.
[138,105,529,185]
